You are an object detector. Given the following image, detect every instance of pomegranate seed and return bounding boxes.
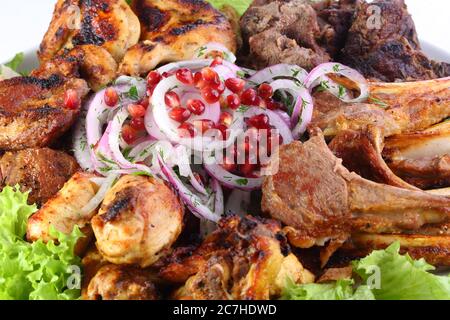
[104,88,119,107]
[226,94,241,110]
[225,78,245,93]
[186,99,205,115]
[147,71,162,86]
[240,88,257,105]
[258,83,273,99]
[266,98,283,110]
[201,67,220,85]
[127,104,146,118]
[210,56,223,67]
[201,87,221,104]
[247,114,270,129]
[212,80,225,93]
[254,96,266,108]
[178,122,196,138]
[215,124,229,140]
[176,68,194,85]
[193,119,215,134]
[219,112,233,127]
[169,107,191,123]
[64,89,80,110]
[122,125,137,144]
[165,91,181,108]
[193,72,203,86]
[130,117,145,131]
[162,71,174,78]
[240,163,257,178]
[139,98,149,109]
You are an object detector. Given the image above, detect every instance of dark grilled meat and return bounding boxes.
[39,0,140,63]
[341,0,450,81]
[240,0,330,70]
[0,148,79,205]
[119,0,236,76]
[0,74,89,150]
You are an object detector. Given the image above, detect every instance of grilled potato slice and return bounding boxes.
[39,0,140,62]
[119,0,236,75]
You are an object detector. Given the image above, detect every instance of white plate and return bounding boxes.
[6,39,450,75]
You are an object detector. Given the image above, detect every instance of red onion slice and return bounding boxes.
[248,64,308,85]
[194,42,237,63]
[305,62,369,103]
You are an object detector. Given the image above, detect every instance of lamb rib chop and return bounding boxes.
[262,133,450,261]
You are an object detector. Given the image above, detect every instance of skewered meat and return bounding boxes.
[0,74,89,150]
[383,121,450,189]
[85,264,160,300]
[311,77,450,138]
[91,175,184,267]
[118,0,236,76]
[340,231,450,266]
[0,148,79,205]
[27,172,99,254]
[33,45,118,91]
[262,133,450,263]
[160,215,314,300]
[341,0,450,82]
[239,0,330,70]
[329,127,418,190]
[38,0,140,63]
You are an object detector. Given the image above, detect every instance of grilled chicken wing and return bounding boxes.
[0,74,89,150]
[85,264,160,300]
[39,0,140,63]
[161,216,314,300]
[27,172,99,253]
[91,175,184,267]
[0,148,79,205]
[33,45,118,91]
[119,0,236,76]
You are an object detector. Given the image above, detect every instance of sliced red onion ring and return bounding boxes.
[157,59,212,75]
[72,107,93,171]
[211,178,224,216]
[304,62,369,103]
[248,64,308,85]
[80,173,118,216]
[204,161,263,190]
[158,156,220,222]
[195,42,237,63]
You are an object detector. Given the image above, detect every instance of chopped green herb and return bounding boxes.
[131,171,153,177]
[237,105,250,113]
[338,85,346,98]
[236,70,246,78]
[235,178,249,186]
[197,46,207,58]
[291,68,301,78]
[127,86,139,101]
[316,80,330,93]
[369,96,389,108]
[332,64,341,73]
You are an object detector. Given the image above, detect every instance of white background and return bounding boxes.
[0,0,449,62]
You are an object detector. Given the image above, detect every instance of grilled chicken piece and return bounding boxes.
[383,121,450,189]
[0,74,89,150]
[161,216,314,300]
[340,231,450,267]
[27,172,99,254]
[39,0,140,63]
[85,264,160,300]
[92,175,184,267]
[262,133,450,264]
[329,127,418,190]
[310,77,450,138]
[0,148,79,205]
[33,45,117,91]
[118,0,236,76]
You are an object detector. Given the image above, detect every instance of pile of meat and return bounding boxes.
[240,0,450,81]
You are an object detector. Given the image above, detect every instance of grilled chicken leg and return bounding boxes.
[262,133,450,252]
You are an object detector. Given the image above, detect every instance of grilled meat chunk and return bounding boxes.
[161,216,314,300]
[240,0,330,70]
[39,0,140,63]
[119,0,236,76]
[262,133,450,264]
[33,45,117,91]
[0,148,79,205]
[85,264,160,300]
[27,172,99,254]
[0,74,89,150]
[92,175,184,267]
[310,77,450,138]
[341,0,450,81]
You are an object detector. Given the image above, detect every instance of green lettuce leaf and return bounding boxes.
[4,52,24,72]
[207,0,253,15]
[0,186,83,300]
[282,278,375,300]
[353,242,450,300]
